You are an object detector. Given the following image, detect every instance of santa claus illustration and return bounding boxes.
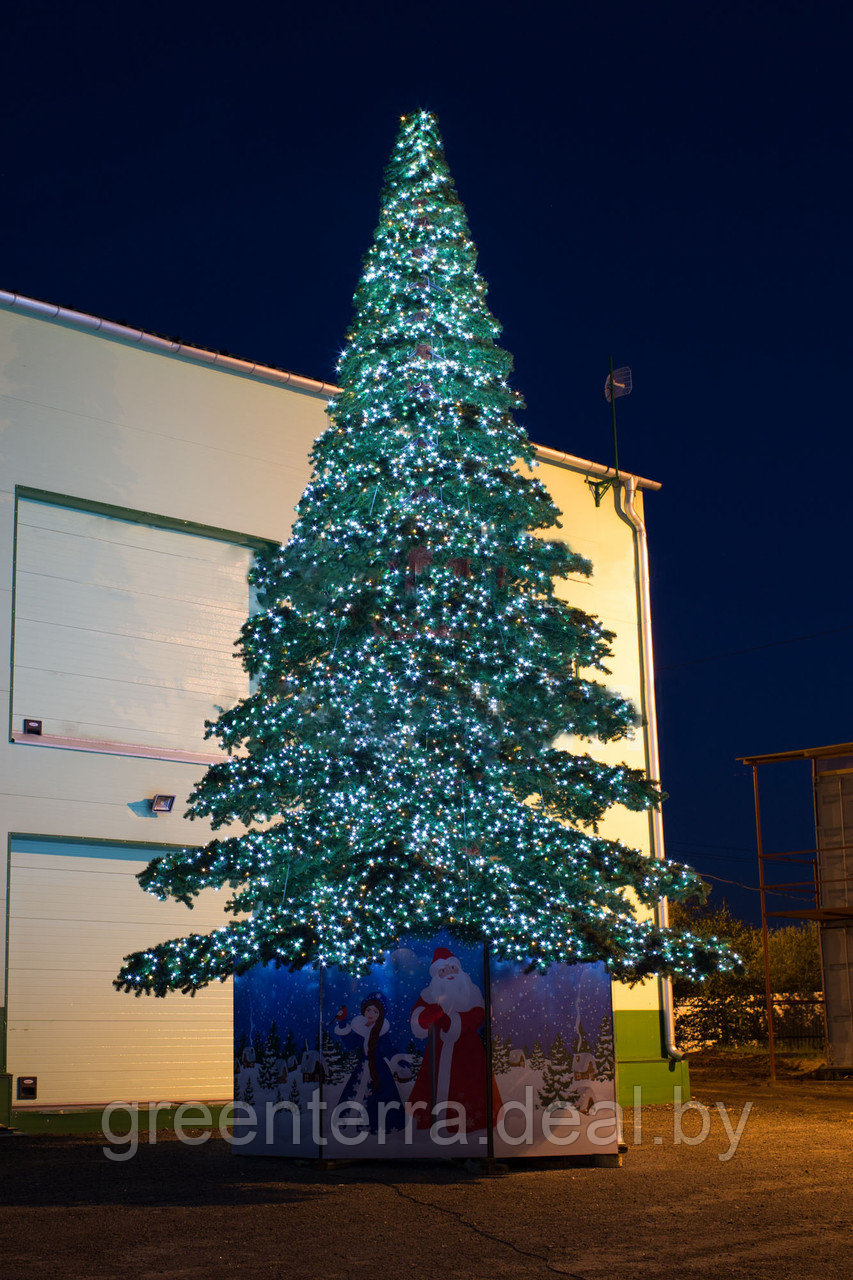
[407,946,502,1132]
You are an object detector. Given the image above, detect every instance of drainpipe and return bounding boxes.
[617,476,684,1062]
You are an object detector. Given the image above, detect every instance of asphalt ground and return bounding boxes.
[1,1067,851,1279]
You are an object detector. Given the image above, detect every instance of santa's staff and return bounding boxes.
[428,1022,438,1126]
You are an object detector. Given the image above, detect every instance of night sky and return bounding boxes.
[5,1,851,922]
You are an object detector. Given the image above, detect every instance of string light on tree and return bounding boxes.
[115,111,737,998]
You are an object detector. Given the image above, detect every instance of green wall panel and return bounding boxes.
[614,1008,664,1059]
[614,1008,691,1104]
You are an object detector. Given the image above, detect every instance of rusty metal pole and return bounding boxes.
[812,760,832,1062]
[752,763,777,1082]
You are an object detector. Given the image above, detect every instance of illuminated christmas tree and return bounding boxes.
[116,111,736,997]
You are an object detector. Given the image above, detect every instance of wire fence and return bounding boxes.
[675,994,825,1052]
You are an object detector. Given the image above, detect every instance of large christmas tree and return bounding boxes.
[116,111,735,997]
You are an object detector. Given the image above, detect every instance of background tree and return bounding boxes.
[670,899,822,1048]
[115,110,736,997]
[767,922,822,994]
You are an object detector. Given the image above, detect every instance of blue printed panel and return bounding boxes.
[233,959,324,1157]
[490,958,618,1157]
[234,937,616,1158]
[321,933,488,1157]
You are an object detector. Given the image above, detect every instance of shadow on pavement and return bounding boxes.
[0,1135,573,1208]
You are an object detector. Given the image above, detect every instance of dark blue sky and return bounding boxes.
[5,0,851,921]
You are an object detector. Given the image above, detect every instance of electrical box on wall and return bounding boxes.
[16,1076,37,1101]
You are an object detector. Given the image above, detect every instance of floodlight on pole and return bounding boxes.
[587,357,633,507]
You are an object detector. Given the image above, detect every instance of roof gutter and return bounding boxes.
[533,443,661,492]
[618,474,684,1063]
[0,289,337,397]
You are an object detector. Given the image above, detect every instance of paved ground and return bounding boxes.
[1,1066,851,1279]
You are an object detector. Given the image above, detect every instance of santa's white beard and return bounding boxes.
[421,971,483,1016]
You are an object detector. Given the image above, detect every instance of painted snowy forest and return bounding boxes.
[235,1016,615,1118]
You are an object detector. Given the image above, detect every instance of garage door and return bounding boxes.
[12,495,254,754]
[7,838,233,1107]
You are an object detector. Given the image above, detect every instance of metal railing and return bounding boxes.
[675,993,826,1052]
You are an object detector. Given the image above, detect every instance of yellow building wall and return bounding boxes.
[524,458,661,1007]
[527,458,688,1102]
[0,299,682,1113]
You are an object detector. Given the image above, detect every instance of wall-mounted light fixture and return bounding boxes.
[23,719,42,735]
[151,795,176,813]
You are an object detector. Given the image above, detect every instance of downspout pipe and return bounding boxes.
[618,476,684,1063]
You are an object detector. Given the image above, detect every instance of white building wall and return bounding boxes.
[0,303,329,1106]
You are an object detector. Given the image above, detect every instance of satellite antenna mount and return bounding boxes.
[587,358,632,506]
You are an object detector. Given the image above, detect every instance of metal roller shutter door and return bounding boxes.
[7,838,233,1107]
[13,496,253,753]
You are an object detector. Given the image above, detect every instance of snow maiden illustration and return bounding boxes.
[334,991,406,1134]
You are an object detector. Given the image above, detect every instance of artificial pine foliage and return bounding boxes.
[115,110,737,998]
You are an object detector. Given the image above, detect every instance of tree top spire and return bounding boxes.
[383,110,453,191]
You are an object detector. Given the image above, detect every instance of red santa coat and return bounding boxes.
[407,998,502,1131]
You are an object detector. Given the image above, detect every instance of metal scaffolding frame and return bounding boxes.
[738,742,853,1080]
